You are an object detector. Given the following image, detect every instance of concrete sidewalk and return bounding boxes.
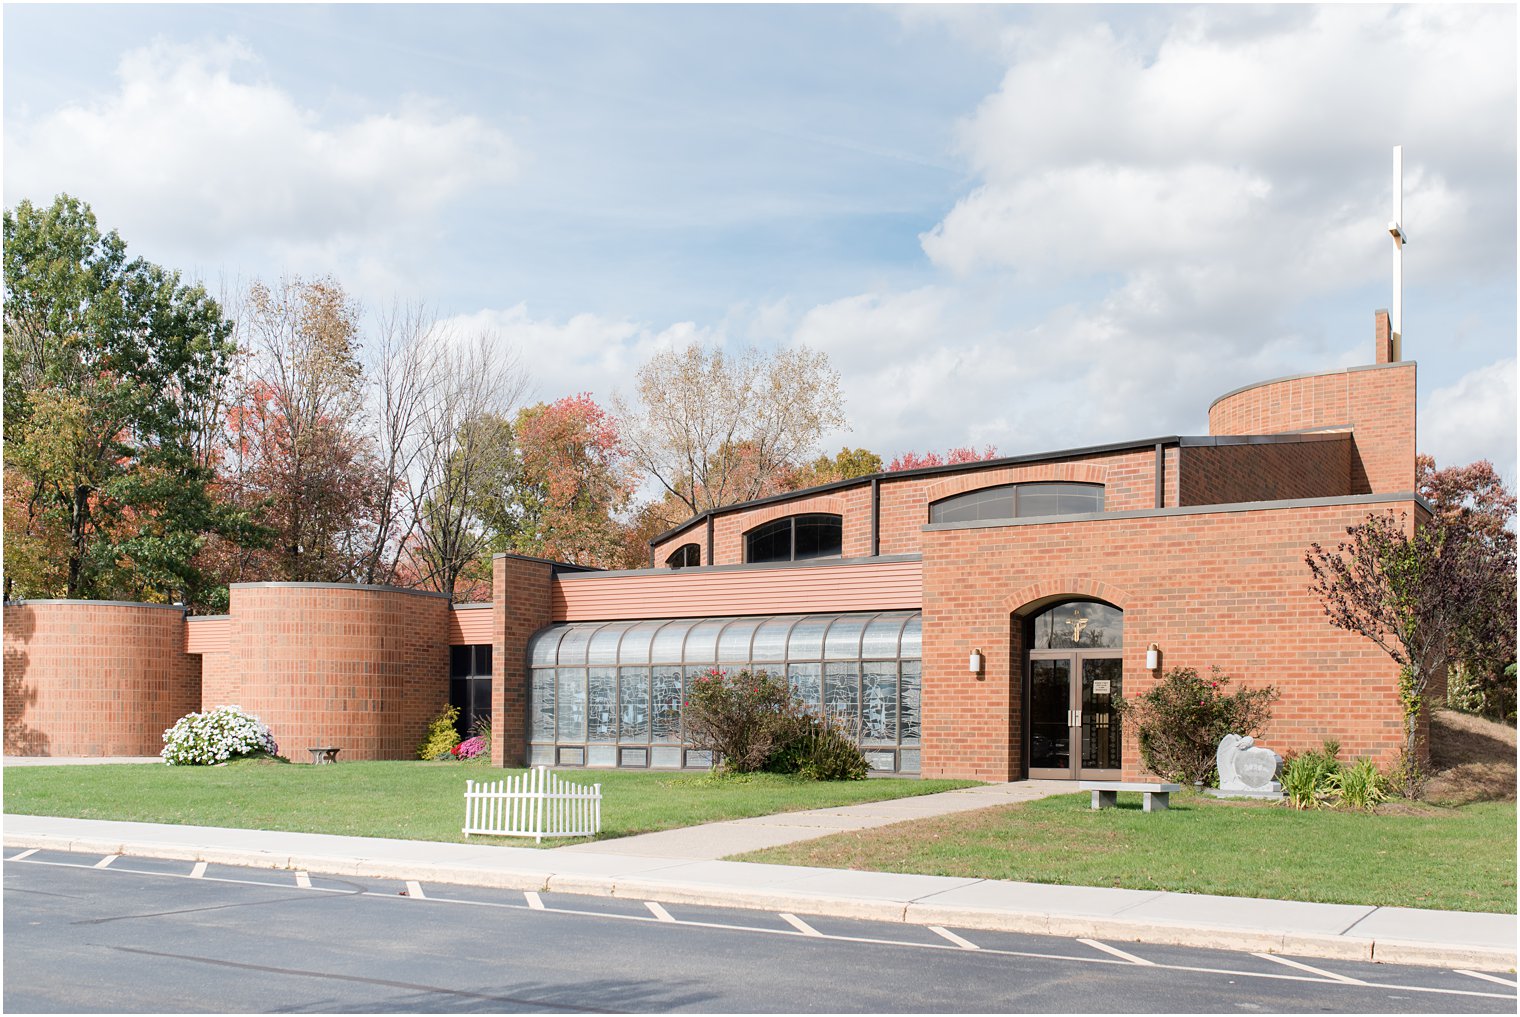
[5,812,1513,973]
[557,780,1074,858]
[2,756,162,766]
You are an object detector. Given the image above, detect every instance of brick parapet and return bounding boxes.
[3,601,200,757]
[1207,363,1415,495]
[1179,437,1352,505]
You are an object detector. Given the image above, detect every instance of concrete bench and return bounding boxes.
[307,746,341,765]
[1079,780,1180,812]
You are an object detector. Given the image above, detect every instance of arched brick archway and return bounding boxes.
[1001,577,1131,618]
[1003,579,1131,780]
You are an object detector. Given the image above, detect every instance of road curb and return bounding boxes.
[6,832,1515,974]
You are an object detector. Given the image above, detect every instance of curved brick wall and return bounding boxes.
[227,584,450,761]
[3,601,199,756]
[1207,363,1416,494]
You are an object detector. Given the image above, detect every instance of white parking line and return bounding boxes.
[10,854,1515,1005]
[929,926,981,951]
[93,855,118,869]
[9,849,38,861]
[1456,970,1519,988]
[1079,938,1155,965]
[780,913,823,937]
[524,891,545,910]
[405,880,425,899]
[295,871,311,888]
[189,862,207,879]
[1253,953,1368,985]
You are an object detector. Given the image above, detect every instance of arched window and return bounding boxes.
[929,482,1103,524]
[744,513,843,563]
[664,543,700,569]
[1029,600,1123,649]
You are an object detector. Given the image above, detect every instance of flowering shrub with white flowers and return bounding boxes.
[161,705,279,766]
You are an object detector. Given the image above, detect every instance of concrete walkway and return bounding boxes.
[3,756,162,766]
[5,810,1513,972]
[557,779,1074,859]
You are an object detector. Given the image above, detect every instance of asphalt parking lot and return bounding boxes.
[5,848,1517,1013]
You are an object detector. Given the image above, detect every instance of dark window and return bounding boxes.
[664,543,701,569]
[929,482,1103,524]
[745,518,792,562]
[744,513,843,563]
[448,643,493,739]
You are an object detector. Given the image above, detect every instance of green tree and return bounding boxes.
[3,195,240,606]
[783,447,884,490]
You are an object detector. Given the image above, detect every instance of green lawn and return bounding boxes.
[1,761,976,847]
[737,791,1518,913]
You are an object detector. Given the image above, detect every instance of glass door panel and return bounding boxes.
[1029,658,1071,775]
[1079,656,1123,776]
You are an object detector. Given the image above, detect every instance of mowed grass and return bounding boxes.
[1,760,977,847]
[737,792,1517,913]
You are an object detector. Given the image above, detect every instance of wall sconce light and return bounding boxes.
[1146,643,1161,670]
[968,648,984,674]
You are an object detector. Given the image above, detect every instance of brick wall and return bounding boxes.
[492,555,556,767]
[919,499,1416,781]
[227,584,450,762]
[709,488,873,564]
[3,601,200,756]
[1178,438,1352,505]
[1207,362,1416,495]
[652,446,1174,566]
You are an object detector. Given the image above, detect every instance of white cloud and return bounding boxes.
[794,5,1514,467]
[924,5,1513,313]
[3,37,513,268]
[439,304,720,412]
[1420,359,1518,485]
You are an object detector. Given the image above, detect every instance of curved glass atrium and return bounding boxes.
[526,611,922,773]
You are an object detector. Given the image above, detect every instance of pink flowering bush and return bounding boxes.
[452,736,487,759]
[1114,666,1278,785]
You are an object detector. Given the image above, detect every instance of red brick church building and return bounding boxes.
[4,314,1423,782]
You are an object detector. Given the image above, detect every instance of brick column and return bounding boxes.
[1374,309,1394,364]
[491,555,556,768]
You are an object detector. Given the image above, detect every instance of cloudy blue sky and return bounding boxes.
[5,4,1515,482]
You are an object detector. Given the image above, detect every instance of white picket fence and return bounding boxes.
[463,767,602,843]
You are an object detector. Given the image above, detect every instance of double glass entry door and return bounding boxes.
[1028,653,1123,779]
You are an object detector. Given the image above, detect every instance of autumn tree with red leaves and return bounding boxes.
[208,277,389,585]
[492,394,636,568]
[1306,508,1511,789]
[1416,455,1517,720]
[886,445,1000,471]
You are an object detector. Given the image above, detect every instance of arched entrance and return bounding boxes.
[1025,600,1123,780]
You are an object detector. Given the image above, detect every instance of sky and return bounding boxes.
[5,4,1516,485]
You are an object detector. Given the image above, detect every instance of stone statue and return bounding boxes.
[1211,733,1283,799]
